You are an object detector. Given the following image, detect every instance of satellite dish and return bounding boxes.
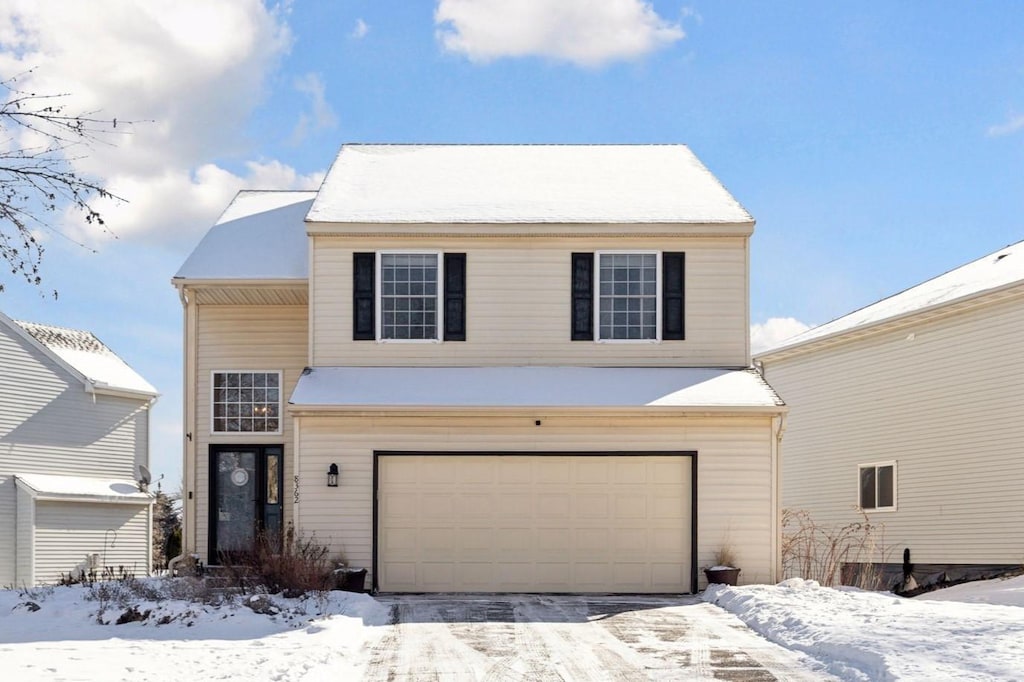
[138,464,152,486]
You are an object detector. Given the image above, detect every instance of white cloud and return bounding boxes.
[289,72,338,146]
[434,0,685,67]
[987,114,1024,138]
[0,0,322,247]
[750,317,812,354]
[78,160,324,246]
[351,18,369,39]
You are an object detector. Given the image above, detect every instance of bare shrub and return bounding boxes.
[782,508,892,589]
[217,526,335,597]
[711,546,737,568]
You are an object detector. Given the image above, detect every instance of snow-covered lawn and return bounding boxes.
[704,575,1024,681]
[0,581,391,681]
[2,574,1022,681]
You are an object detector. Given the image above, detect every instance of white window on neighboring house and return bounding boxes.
[212,371,282,434]
[597,251,660,341]
[858,461,896,511]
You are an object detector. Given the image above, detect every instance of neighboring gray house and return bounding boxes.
[756,239,1024,585]
[0,311,158,585]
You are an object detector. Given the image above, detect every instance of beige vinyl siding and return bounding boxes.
[34,502,150,584]
[310,236,749,368]
[764,292,1024,565]
[293,413,777,590]
[192,305,307,560]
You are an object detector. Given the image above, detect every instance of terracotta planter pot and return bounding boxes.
[704,567,741,586]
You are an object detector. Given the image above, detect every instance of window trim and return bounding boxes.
[594,250,662,343]
[375,250,444,343]
[857,460,897,513]
[210,370,284,436]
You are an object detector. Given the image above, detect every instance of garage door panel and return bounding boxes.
[576,493,609,518]
[615,494,647,518]
[379,454,692,593]
[537,493,570,517]
[457,461,495,484]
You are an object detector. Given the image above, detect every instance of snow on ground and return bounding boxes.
[916,572,1024,608]
[0,580,391,681]
[4,576,1024,681]
[704,578,1024,681]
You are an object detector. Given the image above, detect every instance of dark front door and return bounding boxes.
[209,445,283,561]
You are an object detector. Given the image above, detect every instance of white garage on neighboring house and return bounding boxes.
[0,311,158,585]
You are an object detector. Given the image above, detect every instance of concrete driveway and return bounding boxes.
[363,594,831,681]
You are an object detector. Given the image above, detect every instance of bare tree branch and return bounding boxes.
[0,69,135,296]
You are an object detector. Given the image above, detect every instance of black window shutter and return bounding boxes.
[662,252,685,340]
[571,253,594,341]
[353,252,375,340]
[443,253,466,341]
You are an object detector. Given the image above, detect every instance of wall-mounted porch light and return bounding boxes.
[327,463,339,487]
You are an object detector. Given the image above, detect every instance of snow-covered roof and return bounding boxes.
[14,473,153,504]
[12,319,157,396]
[174,190,315,280]
[306,144,753,225]
[758,239,1024,356]
[289,366,784,410]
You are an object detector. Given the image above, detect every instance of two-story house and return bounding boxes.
[0,312,157,585]
[173,144,785,593]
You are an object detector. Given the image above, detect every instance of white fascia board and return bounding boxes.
[304,221,755,237]
[287,404,788,418]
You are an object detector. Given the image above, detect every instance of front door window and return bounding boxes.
[210,445,283,560]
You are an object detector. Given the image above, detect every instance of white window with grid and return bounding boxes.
[378,252,441,341]
[212,371,281,434]
[597,252,660,341]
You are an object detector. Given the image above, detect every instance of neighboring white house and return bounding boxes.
[756,239,1024,586]
[0,312,158,585]
[174,144,787,593]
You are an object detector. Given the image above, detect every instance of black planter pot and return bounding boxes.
[334,568,367,592]
[704,567,741,586]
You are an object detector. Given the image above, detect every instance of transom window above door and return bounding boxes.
[212,371,281,433]
[380,253,440,340]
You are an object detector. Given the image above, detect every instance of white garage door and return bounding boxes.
[377,454,692,593]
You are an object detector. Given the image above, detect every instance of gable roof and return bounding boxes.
[1,313,157,397]
[174,190,315,281]
[758,238,1024,357]
[306,144,753,225]
[290,366,784,411]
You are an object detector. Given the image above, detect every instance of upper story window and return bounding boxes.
[380,253,439,340]
[598,252,659,340]
[572,251,685,342]
[859,462,896,511]
[353,252,466,342]
[212,371,281,433]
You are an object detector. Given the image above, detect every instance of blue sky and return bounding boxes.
[1,1,1022,486]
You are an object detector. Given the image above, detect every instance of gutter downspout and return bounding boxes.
[771,413,787,582]
[167,284,196,573]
